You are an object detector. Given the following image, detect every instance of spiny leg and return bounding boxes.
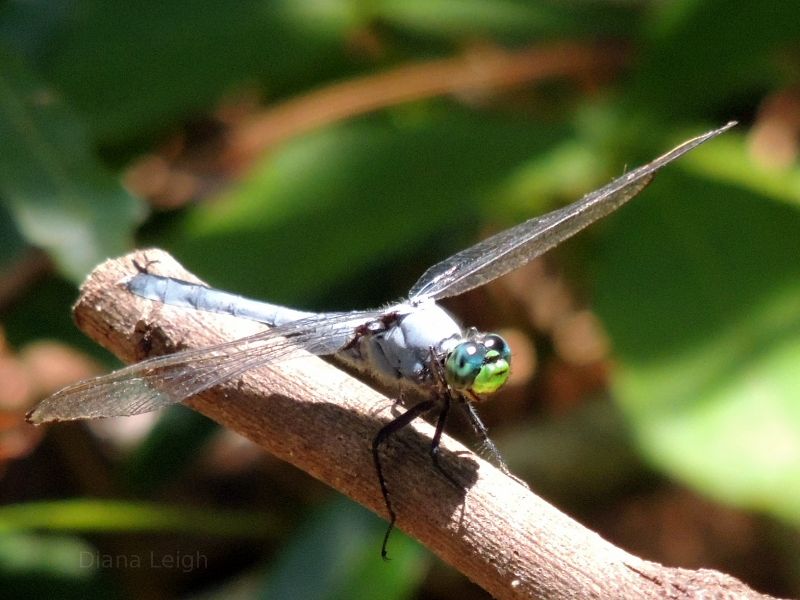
[461,399,511,475]
[372,398,435,560]
[429,393,462,490]
[462,400,529,488]
[132,255,160,273]
[425,347,465,490]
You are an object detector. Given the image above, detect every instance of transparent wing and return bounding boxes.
[27,309,384,424]
[408,122,736,301]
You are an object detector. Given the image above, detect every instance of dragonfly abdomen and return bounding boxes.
[127,272,313,326]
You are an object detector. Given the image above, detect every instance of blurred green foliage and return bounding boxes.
[2,0,800,597]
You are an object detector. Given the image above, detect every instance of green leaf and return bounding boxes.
[373,0,635,40]
[0,47,144,282]
[0,531,97,578]
[628,0,800,120]
[0,200,27,272]
[0,532,114,600]
[595,148,800,524]
[120,407,220,495]
[150,110,566,307]
[0,499,277,538]
[259,497,428,600]
[4,0,358,144]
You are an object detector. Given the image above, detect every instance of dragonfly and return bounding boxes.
[28,122,735,557]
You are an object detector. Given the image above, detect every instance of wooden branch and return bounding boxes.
[59,249,777,600]
[223,42,629,166]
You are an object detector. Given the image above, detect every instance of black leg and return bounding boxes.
[372,398,435,560]
[132,255,160,273]
[429,394,461,490]
[461,400,511,475]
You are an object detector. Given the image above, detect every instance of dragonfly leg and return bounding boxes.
[429,393,462,490]
[425,346,462,488]
[460,400,510,475]
[460,400,528,487]
[372,398,435,560]
[131,254,160,274]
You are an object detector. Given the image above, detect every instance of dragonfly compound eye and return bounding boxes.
[482,333,511,363]
[445,337,511,395]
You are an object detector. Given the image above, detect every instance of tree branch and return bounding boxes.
[62,249,777,600]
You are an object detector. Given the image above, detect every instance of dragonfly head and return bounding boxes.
[444,333,511,396]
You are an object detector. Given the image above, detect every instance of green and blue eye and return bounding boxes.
[445,334,511,395]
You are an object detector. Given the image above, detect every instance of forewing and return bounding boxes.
[27,309,381,424]
[409,122,736,301]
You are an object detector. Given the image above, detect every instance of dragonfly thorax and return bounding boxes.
[337,298,512,399]
[444,333,511,396]
[335,300,459,392]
